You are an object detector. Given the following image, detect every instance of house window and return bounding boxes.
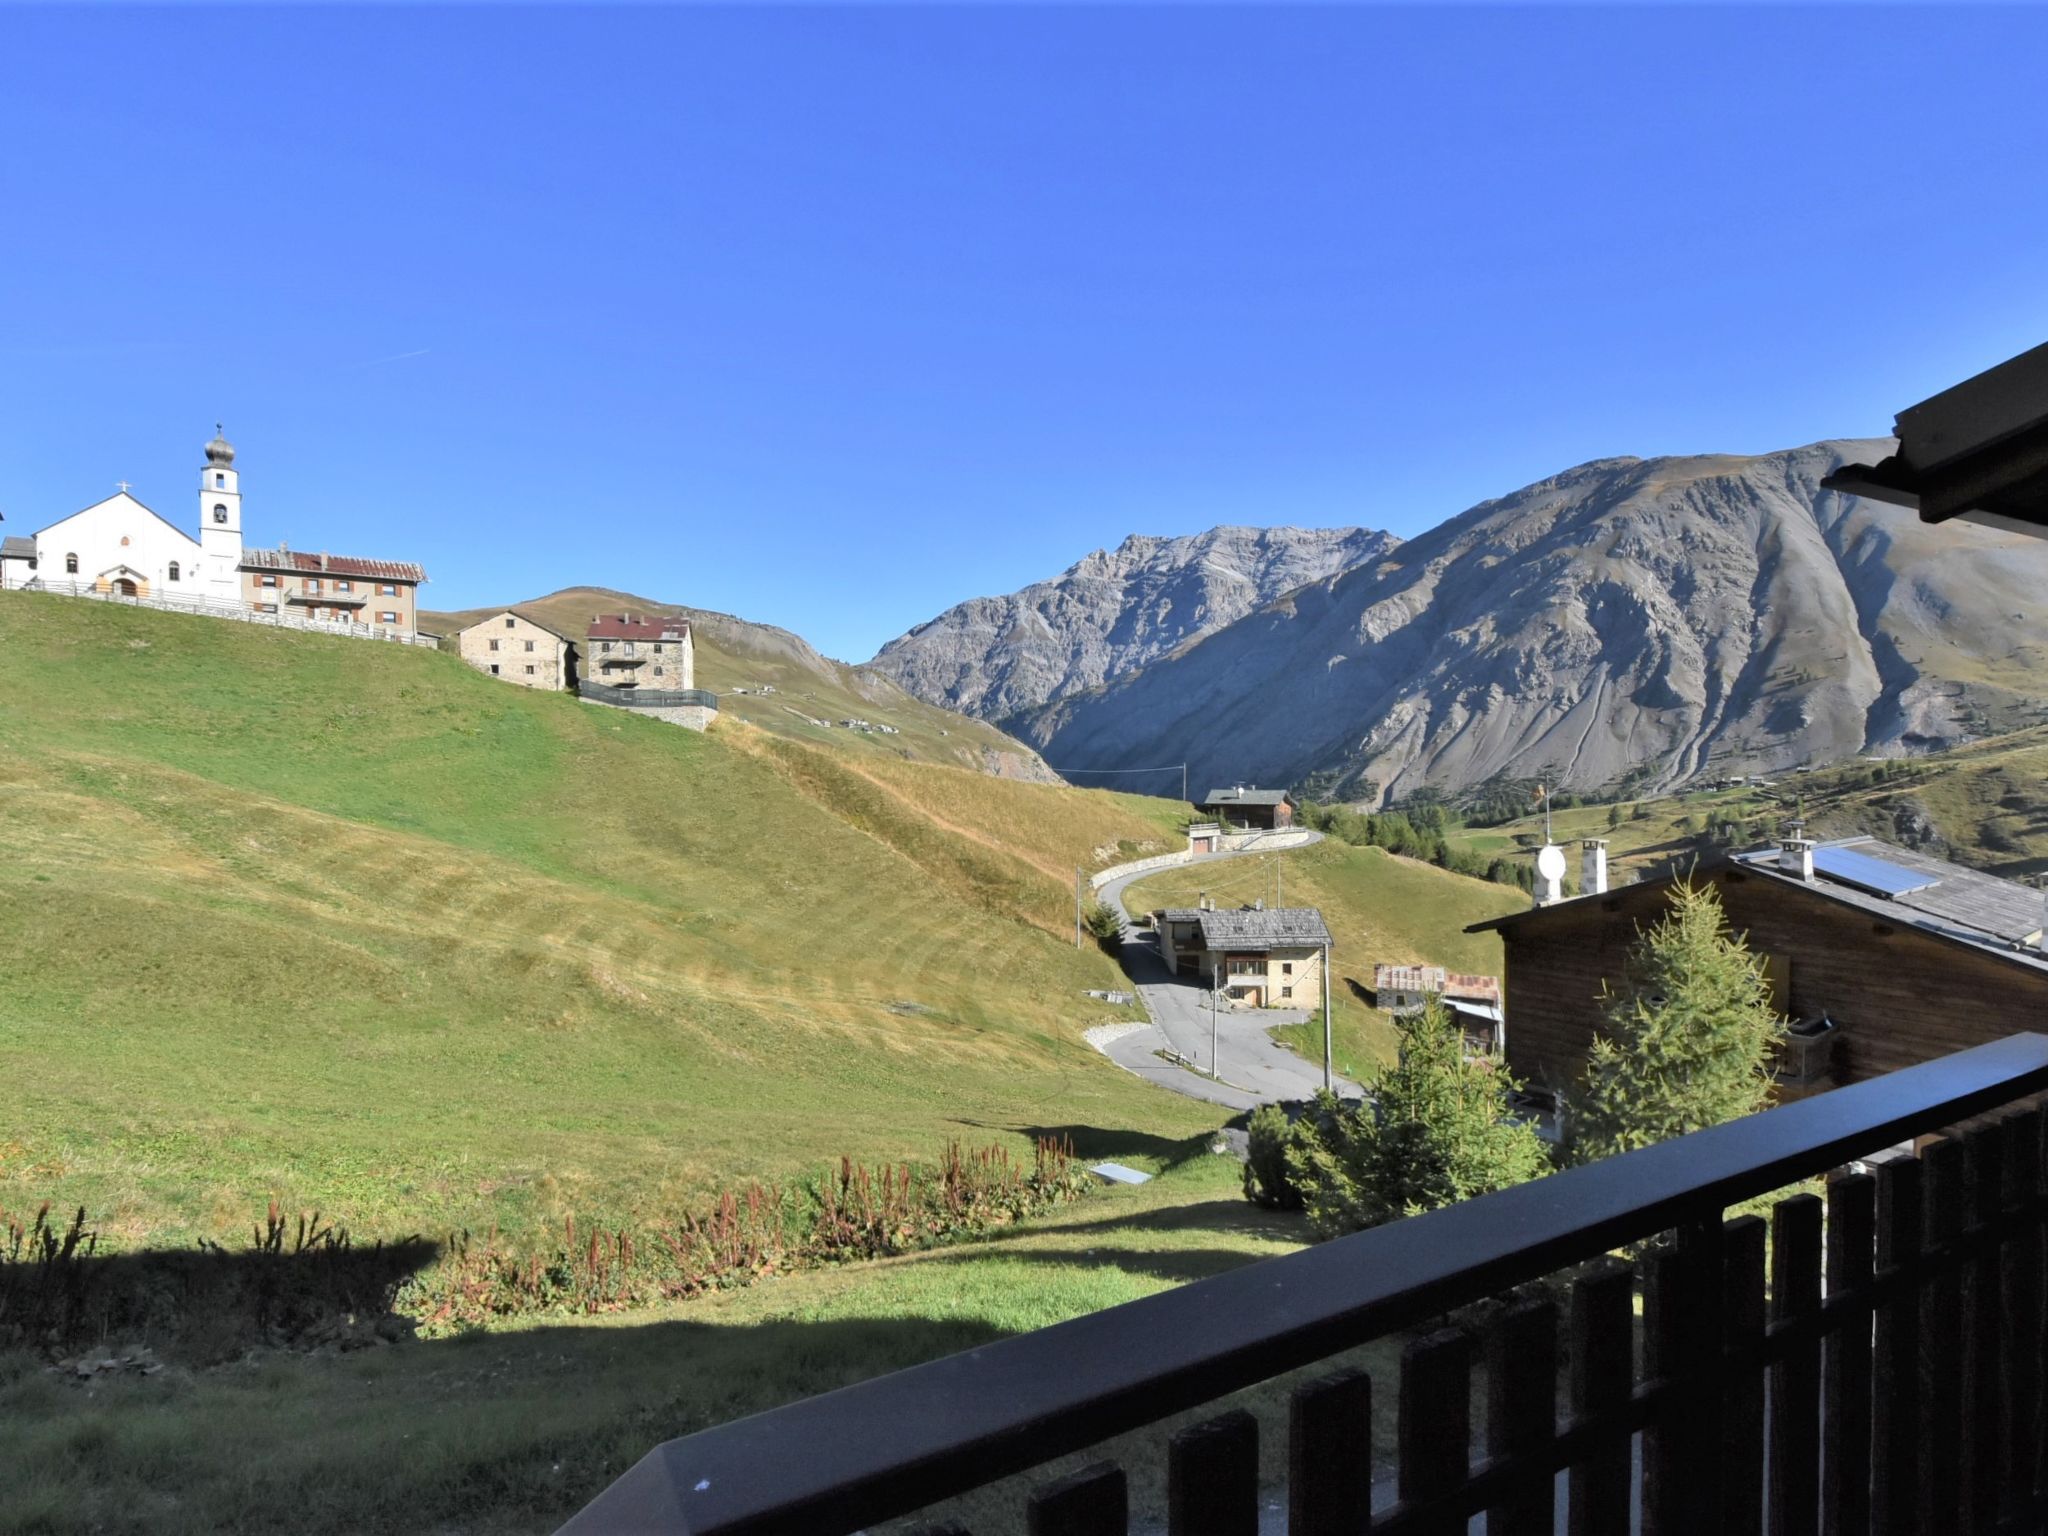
[379,584,398,596]
[168,562,180,581]
[523,640,534,652]
[1282,987,1294,999]
[257,602,278,614]
[524,665,535,676]
[504,617,516,629]
[213,505,228,523]
[602,641,613,653]
[653,667,665,678]
[489,664,500,676]
[259,574,278,588]
[1282,963,1294,976]
[336,580,352,593]
[378,611,398,623]
[488,639,500,652]
[66,552,79,574]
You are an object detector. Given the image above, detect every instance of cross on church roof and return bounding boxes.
[116,480,131,493]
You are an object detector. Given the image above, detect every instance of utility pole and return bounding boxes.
[1074,867,1084,949]
[1322,940,1333,1093]
[1211,965,1221,1081]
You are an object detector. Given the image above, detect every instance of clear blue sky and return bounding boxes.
[5,5,2047,661]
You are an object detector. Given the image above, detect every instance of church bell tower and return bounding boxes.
[198,425,243,597]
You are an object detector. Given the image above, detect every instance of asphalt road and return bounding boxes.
[1093,839,1365,1108]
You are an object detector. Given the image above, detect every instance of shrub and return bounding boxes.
[1284,1004,1551,1238]
[1241,1104,1303,1210]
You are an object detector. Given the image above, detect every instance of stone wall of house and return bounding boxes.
[579,697,717,733]
[458,613,572,690]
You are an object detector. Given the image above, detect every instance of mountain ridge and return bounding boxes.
[868,524,1400,724]
[884,440,2048,804]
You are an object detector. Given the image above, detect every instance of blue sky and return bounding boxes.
[4,5,2047,662]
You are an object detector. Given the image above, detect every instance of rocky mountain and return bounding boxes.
[1001,441,2048,805]
[868,525,1400,724]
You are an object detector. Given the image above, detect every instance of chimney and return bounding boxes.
[1580,838,1609,896]
[1779,835,1816,882]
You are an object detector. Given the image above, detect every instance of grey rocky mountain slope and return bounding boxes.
[1008,441,2048,805]
[868,525,1400,724]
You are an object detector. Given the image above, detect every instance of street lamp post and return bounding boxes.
[1322,941,1333,1093]
[1211,963,1221,1081]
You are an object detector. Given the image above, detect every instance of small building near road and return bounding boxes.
[1198,786,1296,832]
[1371,964,1505,1055]
[1153,901,1332,1007]
[456,610,576,690]
[1467,833,2048,1104]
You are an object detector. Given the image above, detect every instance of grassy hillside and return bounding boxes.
[1122,840,1525,1079]
[2,1144,1366,1536]
[0,591,1219,1245]
[421,585,1058,781]
[1439,726,2048,889]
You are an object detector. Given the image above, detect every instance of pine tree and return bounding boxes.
[1568,880,1785,1164]
[1284,1000,1552,1237]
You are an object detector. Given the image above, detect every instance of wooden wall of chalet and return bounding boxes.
[1501,863,2048,1099]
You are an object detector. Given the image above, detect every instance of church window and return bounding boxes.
[66,553,79,574]
[215,474,225,488]
[168,562,180,582]
[213,505,228,523]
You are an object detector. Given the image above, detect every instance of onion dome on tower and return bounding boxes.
[204,425,236,466]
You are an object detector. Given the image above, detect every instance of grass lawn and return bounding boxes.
[1122,841,1525,1070]
[0,1138,1375,1536]
[0,592,1222,1246]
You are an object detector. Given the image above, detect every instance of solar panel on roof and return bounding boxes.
[1811,846,1939,898]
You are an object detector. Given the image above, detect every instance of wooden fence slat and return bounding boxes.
[1871,1154,1923,1536]
[1920,1135,1966,1531]
[1289,1368,1372,1536]
[1028,1462,1128,1536]
[1567,1258,1634,1536]
[1485,1294,1557,1536]
[1823,1171,1876,1536]
[1769,1193,1824,1536]
[1643,1243,1705,1536]
[1720,1214,1768,1536]
[1397,1327,1472,1536]
[2007,1106,2048,1513]
[1168,1409,1258,1536]
[1962,1122,2008,1531]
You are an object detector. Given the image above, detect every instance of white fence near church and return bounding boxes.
[14,579,438,648]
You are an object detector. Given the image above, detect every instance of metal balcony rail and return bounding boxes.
[561,1032,2048,1536]
[14,579,434,646]
[575,681,718,710]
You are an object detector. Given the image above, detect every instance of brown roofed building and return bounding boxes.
[586,613,694,691]
[1197,786,1296,831]
[240,546,427,637]
[1467,834,2048,1104]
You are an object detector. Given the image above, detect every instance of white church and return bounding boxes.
[0,430,428,639]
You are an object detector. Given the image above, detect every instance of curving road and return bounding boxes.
[1092,836,1365,1109]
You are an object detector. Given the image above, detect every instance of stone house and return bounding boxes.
[1153,902,1332,1007]
[586,614,694,690]
[456,610,576,690]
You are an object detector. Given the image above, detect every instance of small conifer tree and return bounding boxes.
[1568,880,1785,1163]
[1283,1000,1552,1237]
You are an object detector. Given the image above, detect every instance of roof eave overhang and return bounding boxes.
[1824,340,2048,535]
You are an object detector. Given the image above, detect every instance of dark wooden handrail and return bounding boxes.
[560,1033,2048,1535]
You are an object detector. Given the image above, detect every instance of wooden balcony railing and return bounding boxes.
[560,1033,2048,1535]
